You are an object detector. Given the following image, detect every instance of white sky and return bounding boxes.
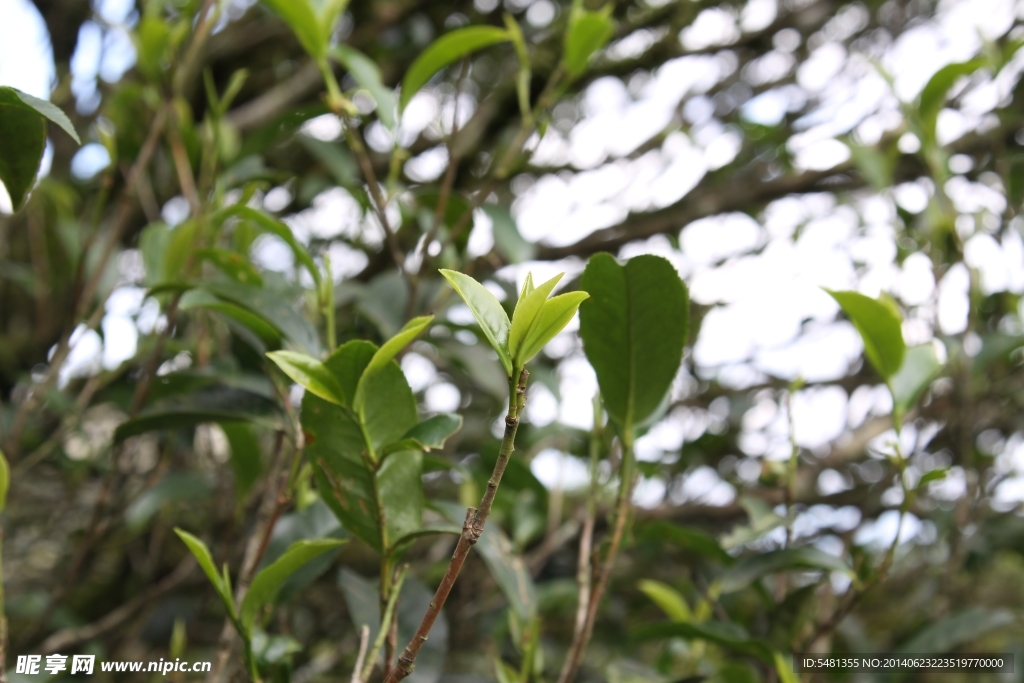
[4,0,1024,552]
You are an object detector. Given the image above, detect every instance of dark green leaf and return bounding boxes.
[475,523,537,621]
[389,524,462,555]
[240,538,345,632]
[333,45,397,129]
[174,529,234,613]
[634,620,774,663]
[400,26,510,111]
[163,220,201,282]
[221,422,262,499]
[2,87,79,142]
[114,408,278,443]
[125,472,213,529]
[563,6,615,78]
[440,269,513,376]
[267,350,347,406]
[826,289,905,380]
[378,449,425,553]
[897,607,1014,654]
[204,280,321,356]
[579,254,689,435]
[179,289,283,345]
[889,343,942,423]
[641,521,734,565]
[381,413,463,457]
[217,205,321,289]
[298,134,359,186]
[0,87,47,211]
[719,547,854,594]
[638,580,692,622]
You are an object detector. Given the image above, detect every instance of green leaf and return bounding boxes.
[0,447,8,515]
[125,472,213,529]
[353,315,433,414]
[515,291,589,365]
[637,580,692,622]
[917,59,985,135]
[378,450,426,554]
[719,547,854,594]
[240,538,346,632]
[2,87,80,142]
[389,524,462,555]
[826,289,905,380]
[297,134,359,186]
[917,467,949,490]
[179,289,283,346]
[114,408,279,443]
[897,607,1014,654]
[563,5,615,78]
[495,660,519,683]
[381,413,463,457]
[847,141,893,191]
[305,341,420,550]
[475,523,537,621]
[889,343,942,423]
[260,0,326,59]
[483,205,535,263]
[217,205,321,290]
[774,651,800,683]
[0,87,47,211]
[174,529,234,613]
[509,273,562,363]
[440,269,513,376]
[267,350,347,406]
[333,45,397,129]
[641,521,733,565]
[634,620,775,663]
[196,248,263,286]
[204,280,322,356]
[400,26,510,111]
[579,254,689,436]
[221,422,263,499]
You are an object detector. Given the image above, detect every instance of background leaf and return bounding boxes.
[0,87,48,211]
[889,342,942,422]
[579,254,689,434]
[221,422,263,499]
[563,6,615,78]
[0,447,8,514]
[719,547,854,594]
[259,0,325,58]
[333,45,397,129]
[174,529,234,611]
[638,579,692,622]
[400,26,510,111]
[826,289,905,380]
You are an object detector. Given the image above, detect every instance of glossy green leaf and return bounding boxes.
[260,0,325,58]
[114,408,278,443]
[515,291,589,365]
[1,87,79,142]
[354,315,432,413]
[0,88,47,211]
[267,350,347,406]
[634,620,775,663]
[378,450,425,553]
[221,422,263,499]
[400,26,510,111]
[217,205,321,289]
[579,254,689,435]
[638,580,692,622]
[0,447,8,515]
[917,59,984,135]
[204,280,321,356]
[174,529,234,612]
[563,5,615,78]
[440,269,513,376]
[719,547,854,594]
[826,289,905,380]
[890,342,942,423]
[509,273,562,363]
[196,247,263,286]
[381,413,463,457]
[333,45,397,129]
[483,205,535,263]
[304,341,420,550]
[240,538,345,632]
[897,607,1013,654]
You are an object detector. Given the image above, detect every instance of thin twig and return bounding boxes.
[384,369,529,683]
[350,626,371,683]
[362,565,409,682]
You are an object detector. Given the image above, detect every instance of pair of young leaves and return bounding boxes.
[441,269,589,379]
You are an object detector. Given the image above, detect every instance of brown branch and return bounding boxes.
[384,368,529,683]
